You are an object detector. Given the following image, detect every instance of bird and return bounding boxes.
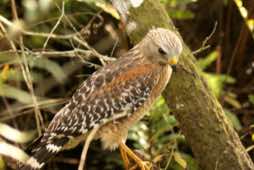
[19,27,183,170]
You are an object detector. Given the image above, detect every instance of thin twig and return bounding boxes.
[60,9,107,65]
[24,30,77,39]
[0,14,112,65]
[78,111,129,170]
[0,12,112,63]
[42,1,65,50]
[0,14,80,39]
[11,0,44,135]
[0,3,32,129]
[2,97,18,128]
[192,21,218,55]
[0,48,114,62]
[0,98,66,121]
[73,36,108,65]
[78,126,100,170]
[164,139,177,169]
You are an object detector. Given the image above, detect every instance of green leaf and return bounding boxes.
[149,96,169,120]
[27,56,66,83]
[0,83,34,104]
[170,152,198,170]
[248,95,254,105]
[225,110,242,131]
[168,10,195,20]
[128,122,149,149]
[224,92,241,109]
[203,73,235,97]
[0,53,18,63]
[1,68,43,83]
[0,123,36,143]
[197,51,218,70]
[0,53,66,83]
[173,152,187,169]
[180,153,199,170]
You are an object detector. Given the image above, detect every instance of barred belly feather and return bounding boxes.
[98,64,172,150]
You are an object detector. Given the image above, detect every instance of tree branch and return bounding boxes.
[112,0,254,169]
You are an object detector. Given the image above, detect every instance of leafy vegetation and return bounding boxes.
[0,0,253,169]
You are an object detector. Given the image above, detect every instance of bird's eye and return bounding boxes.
[158,48,166,55]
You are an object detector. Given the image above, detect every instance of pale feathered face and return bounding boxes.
[140,28,183,65]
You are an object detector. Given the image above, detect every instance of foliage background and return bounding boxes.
[0,0,253,169]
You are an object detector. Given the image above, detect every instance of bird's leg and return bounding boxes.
[120,144,130,169]
[119,142,151,170]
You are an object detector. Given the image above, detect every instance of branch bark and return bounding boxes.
[112,0,254,169]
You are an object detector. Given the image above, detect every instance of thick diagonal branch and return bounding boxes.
[112,0,254,169]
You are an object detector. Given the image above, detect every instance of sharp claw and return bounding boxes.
[119,142,152,170]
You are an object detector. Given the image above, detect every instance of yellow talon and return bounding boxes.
[119,142,152,170]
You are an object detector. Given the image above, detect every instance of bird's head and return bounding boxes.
[139,28,183,66]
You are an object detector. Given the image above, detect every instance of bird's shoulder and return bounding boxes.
[74,53,159,99]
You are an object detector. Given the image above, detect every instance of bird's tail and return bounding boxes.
[18,150,53,170]
[18,133,69,170]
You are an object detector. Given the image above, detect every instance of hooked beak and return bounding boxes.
[168,56,178,65]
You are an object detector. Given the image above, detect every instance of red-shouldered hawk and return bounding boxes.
[19,28,182,170]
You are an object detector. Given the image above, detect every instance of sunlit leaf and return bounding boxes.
[0,83,34,104]
[95,1,120,19]
[234,0,247,18]
[79,0,120,19]
[197,51,218,70]
[0,123,36,143]
[224,110,242,131]
[224,93,241,109]
[0,53,66,83]
[173,152,187,169]
[0,67,43,83]
[0,142,29,164]
[180,153,199,170]
[168,10,194,20]
[0,64,9,81]
[129,122,149,149]
[247,19,254,31]
[203,73,235,97]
